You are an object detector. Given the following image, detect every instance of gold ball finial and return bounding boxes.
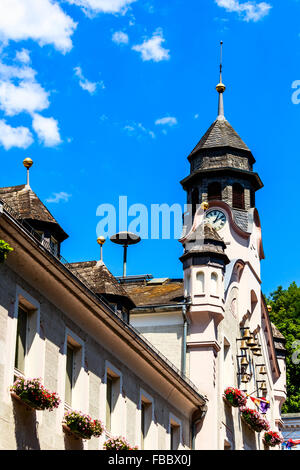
[201,202,209,211]
[23,157,33,169]
[216,82,226,93]
[267,305,272,313]
[97,236,106,246]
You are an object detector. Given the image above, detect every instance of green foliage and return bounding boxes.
[267,282,300,413]
[0,240,14,262]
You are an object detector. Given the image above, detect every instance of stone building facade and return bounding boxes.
[0,70,286,450]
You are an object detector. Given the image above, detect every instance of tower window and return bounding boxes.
[208,182,222,201]
[196,271,204,294]
[211,273,218,296]
[232,183,245,209]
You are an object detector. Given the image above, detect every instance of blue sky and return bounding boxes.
[0,0,299,295]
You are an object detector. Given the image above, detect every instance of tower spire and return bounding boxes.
[216,41,226,121]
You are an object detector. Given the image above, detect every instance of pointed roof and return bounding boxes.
[188,119,251,160]
[0,184,68,241]
[68,260,135,308]
[180,222,230,265]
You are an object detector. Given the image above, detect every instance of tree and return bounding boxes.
[267,282,300,413]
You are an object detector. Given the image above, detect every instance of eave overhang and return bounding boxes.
[181,167,263,191]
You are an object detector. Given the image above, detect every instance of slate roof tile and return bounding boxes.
[189,119,251,158]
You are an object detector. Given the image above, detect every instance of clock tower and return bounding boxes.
[179,44,275,450]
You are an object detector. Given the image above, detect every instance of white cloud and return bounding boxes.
[32,113,61,147]
[66,0,136,16]
[15,49,31,64]
[0,57,61,148]
[0,62,36,81]
[155,116,177,126]
[74,66,105,94]
[0,120,33,150]
[46,191,72,203]
[132,29,170,62]
[0,0,77,53]
[215,0,272,22]
[123,121,155,139]
[112,31,129,45]
[0,80,49,116]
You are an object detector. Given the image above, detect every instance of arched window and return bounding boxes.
[232,183,245,209]
[208,182,222,201]
[185,273,191,297]
[196,271,204,294]
[211,272,218,296]
[191,188,199,221]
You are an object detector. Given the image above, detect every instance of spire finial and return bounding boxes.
[216,41,226,121]
[23,157,33,188]
[219,40,223,83]
[97,236,106,262]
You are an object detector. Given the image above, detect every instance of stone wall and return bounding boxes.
[0,263,191,450]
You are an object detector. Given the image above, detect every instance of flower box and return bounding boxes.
[240,406,270,433]
[103,436,138,450]
[11,391,43,411]
[223,387,247,408]
[63,410,104,440]
[263,431,284,448]
[10,377,60,411]
[62,423,91,440]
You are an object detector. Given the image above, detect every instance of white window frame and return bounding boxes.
[168,413,183,450]
[62,328,87,413]
[102,361,124,438]
[137,389,156,450]
[6,286,43,391]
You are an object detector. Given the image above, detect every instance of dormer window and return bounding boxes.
[50,236,59,257]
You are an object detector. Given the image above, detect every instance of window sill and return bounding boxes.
[104,429,113,440]
[13,368,25,381]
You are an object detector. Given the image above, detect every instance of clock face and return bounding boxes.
[205,209,226,231]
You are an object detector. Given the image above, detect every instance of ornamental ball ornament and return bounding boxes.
[97,236,106,246]
[23,157,33,169]
[201,202,209,211]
